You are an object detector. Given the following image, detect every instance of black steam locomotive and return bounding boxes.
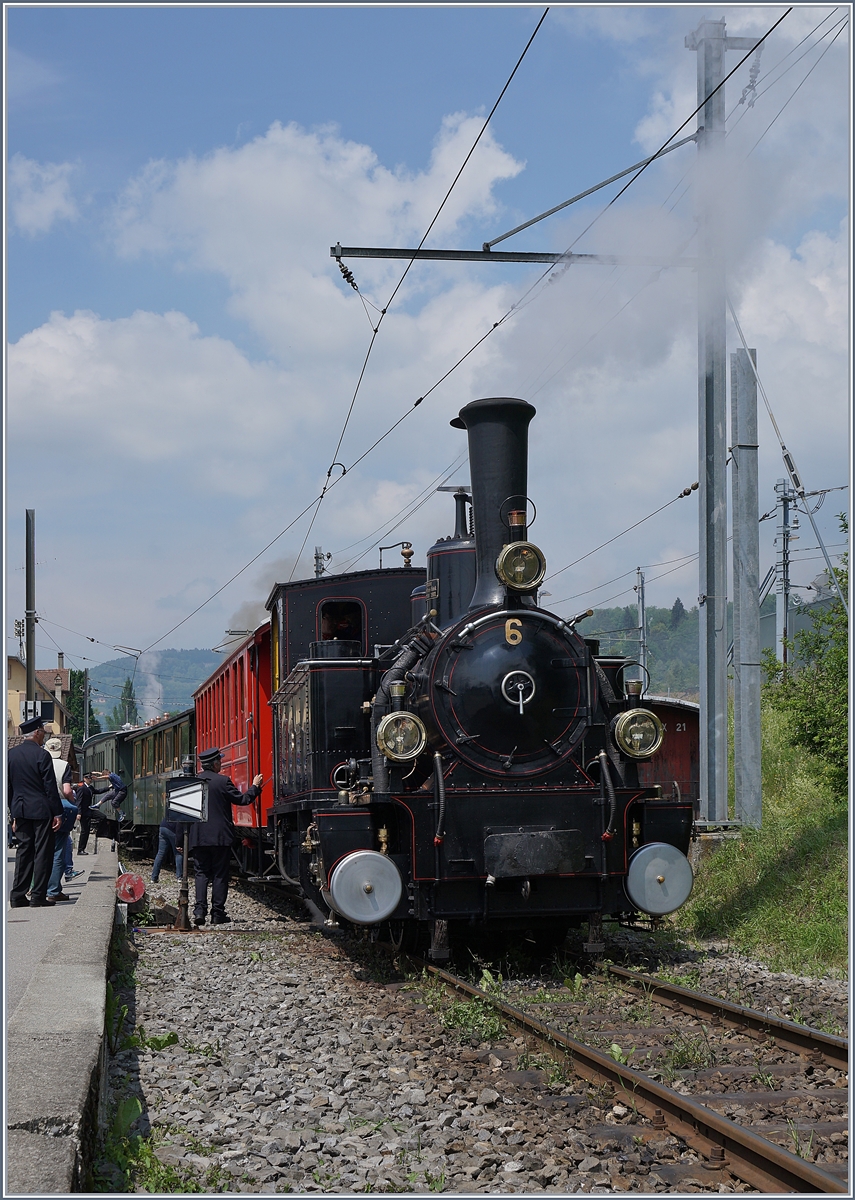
[268,397,695,958]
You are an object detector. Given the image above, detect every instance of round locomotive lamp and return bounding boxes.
[612,708,664,758]
[328,850,403,925]
[495,541,546,592]
[625,842,693,915]
[376,712,427,762]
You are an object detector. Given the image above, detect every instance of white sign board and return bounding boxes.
[166,780,209,823]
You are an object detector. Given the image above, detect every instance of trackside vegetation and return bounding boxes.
[677,528,848,976]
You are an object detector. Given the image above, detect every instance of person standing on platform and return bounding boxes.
[75,774,94,854]
[7,715,64,908]
[191,748,262,926]
[46,796,79,903]
[44,737,83,883]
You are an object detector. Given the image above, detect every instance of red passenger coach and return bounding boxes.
[193,622,274,840]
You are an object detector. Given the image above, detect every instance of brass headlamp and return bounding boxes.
[376,712,427,762]
[495,541,546,592]
[612,709,665,759]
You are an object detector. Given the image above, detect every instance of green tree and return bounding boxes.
[106,676,140,730]
[66,669,102,744]
[763,516,848,796]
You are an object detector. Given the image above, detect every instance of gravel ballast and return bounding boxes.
[96,866,847,1193]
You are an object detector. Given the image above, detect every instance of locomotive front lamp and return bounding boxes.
[495,541,546,592]
[612,709,665,759]
[376,712,427,761]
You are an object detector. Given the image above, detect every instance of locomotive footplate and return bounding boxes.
[484,828,585,877]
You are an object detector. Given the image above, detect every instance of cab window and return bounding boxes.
[319,600,363,647]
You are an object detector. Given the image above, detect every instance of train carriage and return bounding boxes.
[193,622,274,877]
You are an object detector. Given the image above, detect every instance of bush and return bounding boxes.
[763,517,848,797]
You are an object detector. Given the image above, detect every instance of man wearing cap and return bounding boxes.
[190,748,263,925]
[7,716,64,907]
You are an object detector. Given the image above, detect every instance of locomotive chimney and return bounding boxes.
[450,397,536,609]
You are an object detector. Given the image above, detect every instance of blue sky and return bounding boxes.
[5,5,850,705]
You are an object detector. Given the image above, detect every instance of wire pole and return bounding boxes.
[731,349,761,827]
[25,510,36,705]
[775,477,797,668]
[686,18,759,825]
[84,668,90,742]
[635,568,647,684]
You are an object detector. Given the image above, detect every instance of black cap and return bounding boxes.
[198,747,222,766]
[20,715,47,734]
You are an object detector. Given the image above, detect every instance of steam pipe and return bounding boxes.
[450,398,535,609]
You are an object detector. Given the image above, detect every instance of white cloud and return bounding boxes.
[111,116,522,360]
[8,153,79,235]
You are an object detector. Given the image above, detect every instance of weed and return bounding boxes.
[563,972,585,995]
[517,1050,573,1087]
[787,1119,814,1159]
[181,1037,221,1057]
[105,981,129,1055]
[424,1168,446,1192]
[664,1025,717,1070]
[751,1069,776,1089]
[608,1043,635,1066]
[440,996,505,1043]
[92,1118,204,1193]
[123,1024,179,1052]
[249,950,262,962]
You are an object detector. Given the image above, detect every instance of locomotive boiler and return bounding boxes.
[269,397,695,959]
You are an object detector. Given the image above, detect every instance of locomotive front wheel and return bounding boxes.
[385,919,424,954]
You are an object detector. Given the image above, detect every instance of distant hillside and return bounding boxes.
[579,596,777,701]
[88,648,221,725]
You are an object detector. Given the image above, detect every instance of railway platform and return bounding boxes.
[5,840,118,1195]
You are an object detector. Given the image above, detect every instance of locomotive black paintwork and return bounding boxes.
[265,397,694,952]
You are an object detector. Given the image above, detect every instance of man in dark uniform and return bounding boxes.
[75,774,94,854]
[190,748,263,926]
[7,715,64,907]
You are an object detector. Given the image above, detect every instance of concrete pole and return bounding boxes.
[685,20,759,824]
[731,349,761,827]
[84,668,90,742]
[687,19,728,823]
[25,509,36,703]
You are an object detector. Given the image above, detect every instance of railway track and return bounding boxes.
[411,958,848,1193]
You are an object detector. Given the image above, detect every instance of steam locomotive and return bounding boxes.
[265,397,696,958]
[84,396,698,959]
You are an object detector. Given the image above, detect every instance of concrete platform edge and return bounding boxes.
[6,847,117,1195]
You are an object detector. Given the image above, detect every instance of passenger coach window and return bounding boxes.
[320,601,363,646]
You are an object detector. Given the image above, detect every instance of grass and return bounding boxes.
[676,704,848,976]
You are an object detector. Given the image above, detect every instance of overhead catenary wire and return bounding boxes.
[545,481,698,584]
[290,7,550,581]
[745,18,848,157]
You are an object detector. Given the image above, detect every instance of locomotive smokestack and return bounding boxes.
[450,397,536,609]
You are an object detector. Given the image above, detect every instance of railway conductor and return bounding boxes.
[7,715,64,907]
[190,748,263,926]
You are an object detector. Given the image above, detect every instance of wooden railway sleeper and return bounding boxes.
[416,961,848,1194]
[608,965,848,1070]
